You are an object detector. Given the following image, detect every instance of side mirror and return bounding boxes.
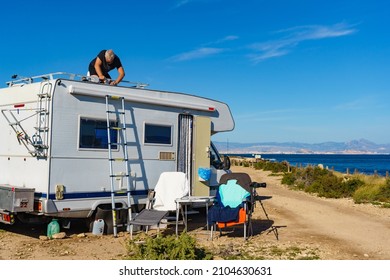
[223,155,231,170]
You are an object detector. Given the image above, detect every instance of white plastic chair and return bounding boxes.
[128,172,189,238]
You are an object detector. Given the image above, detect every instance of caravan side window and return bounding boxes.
[79,118,118,149]
[144,123,172,145]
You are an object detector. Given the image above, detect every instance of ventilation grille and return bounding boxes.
[159,152,175,161]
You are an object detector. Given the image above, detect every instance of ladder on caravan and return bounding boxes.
[33,80,51,156]
[1,81,51,157]
[105,95,132,237]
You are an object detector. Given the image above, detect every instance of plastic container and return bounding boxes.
[92,219,105,236]
[47,219,60,239]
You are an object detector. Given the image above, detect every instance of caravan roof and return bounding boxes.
[3,72,234,133]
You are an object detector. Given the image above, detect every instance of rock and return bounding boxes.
[364,254,369,258]
[39,235,49,241]
[52,232,67,239]
[77,233,87,238]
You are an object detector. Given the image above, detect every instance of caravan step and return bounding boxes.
[34,126,49,131]
[106,110,125,114]
[111,190,131,195]
[37,93,51,98]
[110,174,130,178]
[109,126,126,130]
[109,158,128,162]
[109,142,126,146]
[32,144,49,149]
[106,95,124,100]
[112,206,131,211]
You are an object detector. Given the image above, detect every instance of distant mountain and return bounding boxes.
[214,139,390,154]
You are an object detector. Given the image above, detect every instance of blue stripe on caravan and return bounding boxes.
[34,190,148,200]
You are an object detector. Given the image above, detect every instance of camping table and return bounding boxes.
[175,196,215,236]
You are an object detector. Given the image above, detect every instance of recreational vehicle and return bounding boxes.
[0,72,234,231]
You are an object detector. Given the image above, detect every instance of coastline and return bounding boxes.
[225,153,390,177]
[223,151,390,155]
[214,139,390,155]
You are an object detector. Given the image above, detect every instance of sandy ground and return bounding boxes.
[234,166,390,260]
[0,165,389,260]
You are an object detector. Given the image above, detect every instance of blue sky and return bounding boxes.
[1,0,389,144]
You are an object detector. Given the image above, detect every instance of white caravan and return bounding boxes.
[0,73,234,228]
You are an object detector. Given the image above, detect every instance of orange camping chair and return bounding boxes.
[209,172,266,240]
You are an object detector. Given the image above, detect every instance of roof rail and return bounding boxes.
[6,72,149,88]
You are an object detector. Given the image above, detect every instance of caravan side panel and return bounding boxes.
[0,83,50,193]
[47,82,183,216]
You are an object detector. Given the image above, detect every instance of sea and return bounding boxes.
[225,154,390,177]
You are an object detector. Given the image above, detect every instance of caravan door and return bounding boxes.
[192,116,211,196]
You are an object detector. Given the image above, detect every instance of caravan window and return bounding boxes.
[144,123,172,145]
[79,118,118,149]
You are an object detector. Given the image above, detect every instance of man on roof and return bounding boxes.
[88,49,125,86]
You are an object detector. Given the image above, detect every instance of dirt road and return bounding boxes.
[0,165,389,260]
[235,166,390,259]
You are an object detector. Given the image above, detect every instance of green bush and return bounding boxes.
[125,233,212,260]
[376,179,390,202]
[340,178,365,198]
[353,178,390,204]
[353,184,380,203]
[254,160,289,173]
[281,166,364,198]
[306,174,340,197]
[281,172,296,185]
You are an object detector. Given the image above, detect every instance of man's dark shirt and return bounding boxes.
[88,50,122,79]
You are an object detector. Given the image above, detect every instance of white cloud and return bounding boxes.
[217,35,239,43]
[168,22,356,63]
[278,23,357,40]
[172,0,191,9]
[249,23,357,63]
[248,40,293,62]
[169,35,237,62]
[172,0,221,9]
[170,47,225,62]
[334,96,376,111]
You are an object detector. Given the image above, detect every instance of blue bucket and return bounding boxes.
[198,167,211,181]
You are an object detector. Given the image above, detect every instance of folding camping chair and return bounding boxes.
[128,171,189,239]
[208,172,266,240]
